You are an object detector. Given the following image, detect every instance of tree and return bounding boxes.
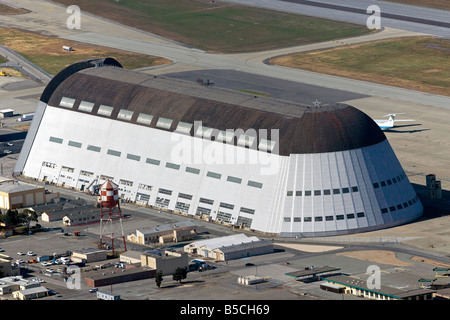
[172,267,187,284]
[155,270,164,288]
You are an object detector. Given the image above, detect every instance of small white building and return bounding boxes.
[184,234,273,261]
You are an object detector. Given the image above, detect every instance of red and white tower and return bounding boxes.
[99,179,126,255]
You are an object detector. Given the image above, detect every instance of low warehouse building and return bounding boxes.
[62,210,100,226]
[141,250,189,276]
[322,275,435,300]
[184,234,273,261]
[71,248,107,263]
[127,221,197,244]
[0,182,59,210]
[84,267,155,287]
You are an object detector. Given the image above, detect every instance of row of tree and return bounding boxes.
[155,267,188,288]
[0,208,38,228]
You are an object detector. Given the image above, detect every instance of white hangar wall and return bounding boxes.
[19,103,423,237]
[20,104,288,234]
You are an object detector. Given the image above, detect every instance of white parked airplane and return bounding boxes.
[374,113,415,130]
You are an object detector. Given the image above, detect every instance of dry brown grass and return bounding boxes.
[0,27,171,75]
[0,3,29,15]
[336,250,412,267]
[270,37,450,96]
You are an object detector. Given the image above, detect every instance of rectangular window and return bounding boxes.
[347,213,355,219]
[304,217,312,222]
[287,191,293,196]
[357,212,365,218]
[342,187,350,194]
[49,136,63,144]
[127,154,141,161]
[323,189,331,195]
[258,139,276,152]
[107,149,121,157]
[136,113,153,126]
[216,130,234,143]
[199,198,214,205]
[166,162,180,170]
[237,134,255,148]
[240,207,255,215]
[333,188,340,194]
[158,188,172,195]
[68,141,82,148]
[186,167,200,175]
[178,193,193,200]
[403,202,408,208]
[60,97,75,109]
[175,122,193,134]
[390,206,396,212]
[283,217,291,222]
[336,215,345,220]
[293,217,301,222]
[380,181,387,187]
[117,109,134,121]
[78,101,94,113]
[352,186,359,192]
[373,182,379,189]
[325,216,334,221]
[119,179,133,186]
[138,183,152,191]
[387,179,392,185]
[146,158,160,166]
[296,191,302,196]
[381,208,388,213]
[219,202,234,210]
[304,190,312,196]
[397,204,403,210]
[97,105,113,117]
[227,176,242,184]
[80,170,93,177]
[315,216,323,222]
[248,180,263,189]
[196,206,211,216]
[156,117,173,130]
[314,190,321,196]
[195,125,214,139]
[87,145,101,152]
[207,171,221,179]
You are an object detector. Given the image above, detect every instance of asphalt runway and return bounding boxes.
[164,69,369,106]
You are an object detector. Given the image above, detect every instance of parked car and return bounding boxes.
[41,261,52,267]
[27,251,35,256]
[16,259,25,264]
[89,288,98,293]
[0,248,5,252]
[17,251,25,256]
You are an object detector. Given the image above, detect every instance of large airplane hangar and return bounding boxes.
[14,58,423,237]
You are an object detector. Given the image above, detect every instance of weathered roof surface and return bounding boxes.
[43,60,386,155]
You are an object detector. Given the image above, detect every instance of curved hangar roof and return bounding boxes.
[42,58,386,156]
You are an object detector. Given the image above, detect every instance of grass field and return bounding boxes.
[53,0,372,53]
[270,37,450,96]
[0,27,171,75]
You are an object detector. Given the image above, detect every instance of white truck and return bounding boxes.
[16,113,34,122]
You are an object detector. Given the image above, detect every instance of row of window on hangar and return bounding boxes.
[48,135,265,190]
[58,97,277,152]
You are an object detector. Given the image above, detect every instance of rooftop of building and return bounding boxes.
[41,58,386,155]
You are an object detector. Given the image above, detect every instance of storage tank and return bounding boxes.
[100,180,119,208]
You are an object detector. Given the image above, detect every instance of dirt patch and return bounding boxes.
[336,250,412,267]
[410,256,450,268]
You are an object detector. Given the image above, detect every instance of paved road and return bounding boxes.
[0,45,53,84]
[1,0,449,109]
[226,0,450,38]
